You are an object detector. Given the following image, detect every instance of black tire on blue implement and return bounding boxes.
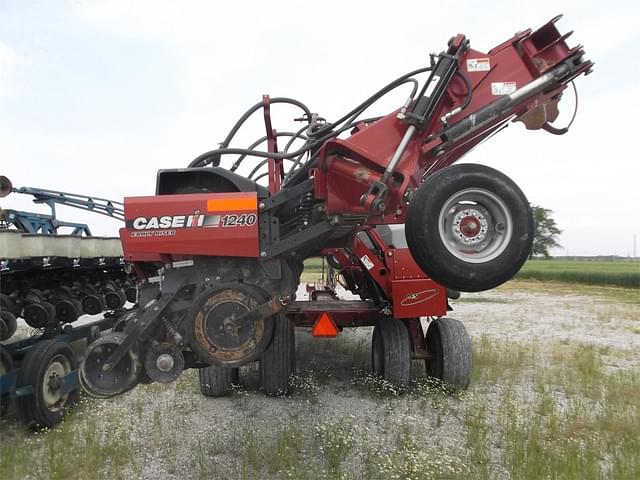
[0,345,14,417]
[16,339,79,429]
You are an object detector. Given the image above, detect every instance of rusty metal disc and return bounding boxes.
[186,283,274,367]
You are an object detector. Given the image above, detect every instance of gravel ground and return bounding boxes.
[1,281,638,479]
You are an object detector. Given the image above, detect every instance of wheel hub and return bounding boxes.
[144,343,184,383]
[455,210,487,242]
[42,356,71,410]
[438,188,513,264]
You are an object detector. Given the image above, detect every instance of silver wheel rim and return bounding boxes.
[437,188,512,264]
[42,354,72,411]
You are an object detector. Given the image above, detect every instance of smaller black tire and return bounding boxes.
[425,317,472,390]
[0,311,17,341]
[198,366,239,397]
[0,346,14,417]
[16,339,79,429]
[371,318,411,390]
[82,294,106,315]
[104,289,126,310]
[0,293,18,316]
[23,302,56,329]
[260,314,295,396]
[55,299,83,323]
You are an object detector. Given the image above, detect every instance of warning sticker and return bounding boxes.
[360,254,374,270]
[491,82,517,95]
[466,58,490,72]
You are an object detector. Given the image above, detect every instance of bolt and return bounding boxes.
[258,202,266,211]
[156,354,174,372]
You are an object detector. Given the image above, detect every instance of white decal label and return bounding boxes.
[491,82,517,95]
[425,75,441,97]
[360,255,374,270]
[466,58,490,72]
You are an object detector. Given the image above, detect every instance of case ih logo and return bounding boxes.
[131,213,214,230]
[128,212,257,231]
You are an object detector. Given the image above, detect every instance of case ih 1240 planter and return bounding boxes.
[70,17,592,401]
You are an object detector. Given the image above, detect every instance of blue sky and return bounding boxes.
[1,0,639,256]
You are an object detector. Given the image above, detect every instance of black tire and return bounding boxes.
[260,314,295,396]
[0,346,14,417]
[0,293,18,316]
[55,299,83,323]
[23,302,56,329]
[406,164,533,292]
[198,366,239,397]
[16,339,79,429]
[0,311,17,340]
[425,317,472,390]
[104,289,126,310]
[371,318,411,390]
[82,294,106,315]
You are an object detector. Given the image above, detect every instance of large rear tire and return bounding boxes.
[371,318,411,390]
[406,164,533,292]
[260,314,295,396]
[425,317,472,390]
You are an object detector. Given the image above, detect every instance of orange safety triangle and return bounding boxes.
[311,312,339,337]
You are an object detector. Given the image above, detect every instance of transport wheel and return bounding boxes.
[0,311,18,341]
[425,317,472,390]
[198,366,239,397]
[260,314,295,396]
[79,332,143,398]
[16,339,79,429]
[371,318,411,390]
[23,301,56,329]
[405,163,533,292]
[0,346,14,417]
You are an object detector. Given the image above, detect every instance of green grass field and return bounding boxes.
[304,257,640,289]
[517,259,640,289]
